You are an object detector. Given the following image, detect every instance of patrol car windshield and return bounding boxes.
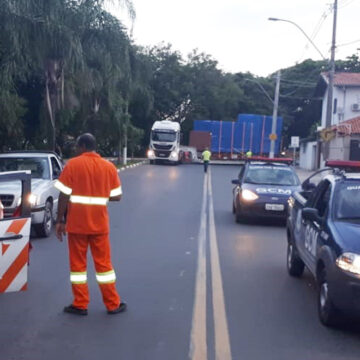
[244,166,299,186]
[0,157,50,179]
[151,130,176,142]
[335,183,360,220]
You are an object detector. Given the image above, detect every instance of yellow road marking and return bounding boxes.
[208,169,233,360]
[190,169,232,360]
[189,174,208,360]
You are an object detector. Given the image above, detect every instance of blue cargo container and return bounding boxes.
[193,114,282,155]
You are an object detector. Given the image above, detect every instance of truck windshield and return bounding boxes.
[152,131,176,142]
[335,182,360,220]
[244,166,300,186]
[0,157,50,179]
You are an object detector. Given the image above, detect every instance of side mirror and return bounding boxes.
[232,179,240,185]
[302,208,322,223]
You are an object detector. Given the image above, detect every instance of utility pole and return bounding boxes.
[122,101,129,166]
[323,0,338,160]
[270,70,281,158]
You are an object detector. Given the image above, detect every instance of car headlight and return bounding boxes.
[241,189,259,201]
[147,149,155,158]
[28,193,38,206]
[336,252,360,275]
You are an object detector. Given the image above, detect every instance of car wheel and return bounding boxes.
[149,160,154,165]
[235,204,242,223]
[287,242,305,277]
[35,201,53,238]
[232,201,236,214]
[317,267,339,327]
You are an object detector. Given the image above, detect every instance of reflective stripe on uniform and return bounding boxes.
[69,195,108,206]
[110,186,122,197]
[70,272,87,284]
[96,270,116,284]
[54,180,73,195]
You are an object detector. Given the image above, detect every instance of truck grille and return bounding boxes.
[154,150,171,158]
[153,144,173,150]
[0,194,14,207]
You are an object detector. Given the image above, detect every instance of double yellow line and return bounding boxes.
[190,169,232,360]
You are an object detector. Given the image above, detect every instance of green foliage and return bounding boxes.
[1,0,360,154]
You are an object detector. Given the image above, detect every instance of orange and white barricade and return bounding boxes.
[0,171,31,293]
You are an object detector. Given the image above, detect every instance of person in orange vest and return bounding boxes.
[55,133,126,316]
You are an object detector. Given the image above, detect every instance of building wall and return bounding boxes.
[328,136,350,160]
[299,141,318,170]
[321,86,360,128]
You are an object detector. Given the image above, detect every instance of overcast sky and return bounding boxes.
[111,0,360,77]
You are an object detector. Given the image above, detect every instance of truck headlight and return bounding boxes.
[336,253,360,275]
[170,151,178,159]
[147,149,155,158]
[28,193,38,206]
[241,189,259,201]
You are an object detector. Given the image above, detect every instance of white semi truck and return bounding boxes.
[147,120,182,164]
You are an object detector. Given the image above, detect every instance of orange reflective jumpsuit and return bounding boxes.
[55,152,122,311]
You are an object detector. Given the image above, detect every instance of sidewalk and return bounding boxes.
[295,167,314,182]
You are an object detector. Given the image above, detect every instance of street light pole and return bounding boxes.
[270,70,281,158]
[269,9,338,163]
[268,18,327,60]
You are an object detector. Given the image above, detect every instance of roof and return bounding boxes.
[247,162,291,167]
[315,72,360,96]
[332,116,360,135]
[324,72,360,86]
[0,152,54,158]
[152,120,180,131]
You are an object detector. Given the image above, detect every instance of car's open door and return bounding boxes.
[0,171,31,293]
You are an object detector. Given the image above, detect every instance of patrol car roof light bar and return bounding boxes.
[325,160,360,172]
[246,156,293,165]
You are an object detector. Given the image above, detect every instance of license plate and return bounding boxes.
[265,203,284,211]
[158,153,166,157]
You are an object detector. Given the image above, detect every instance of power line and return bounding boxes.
[297,6,332,63]
[337,38,360,47]
[338,0,358,9]
[280,79,317,86]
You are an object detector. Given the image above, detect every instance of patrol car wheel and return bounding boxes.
[318,268,339,327]
[287,243,304,277]
[35,201,53,238]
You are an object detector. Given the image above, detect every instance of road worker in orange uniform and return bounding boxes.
[55,133,126,316]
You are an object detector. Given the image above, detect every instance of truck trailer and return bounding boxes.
[193,114,283,159]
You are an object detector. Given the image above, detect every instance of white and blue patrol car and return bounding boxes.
[232,158,301,223]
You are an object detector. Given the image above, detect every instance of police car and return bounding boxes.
[287,161,360,326]
[231,157,301,222]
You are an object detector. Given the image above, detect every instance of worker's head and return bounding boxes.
[76,133,96,154]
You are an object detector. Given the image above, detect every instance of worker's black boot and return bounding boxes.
[107,302,127,315]
[63,304,88,316]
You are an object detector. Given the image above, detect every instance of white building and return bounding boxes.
[300,73,360,168]
[316,72,360,128]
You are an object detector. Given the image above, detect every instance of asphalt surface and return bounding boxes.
[1,164,360,360]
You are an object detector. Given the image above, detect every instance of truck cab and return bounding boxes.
[147,120,182,164]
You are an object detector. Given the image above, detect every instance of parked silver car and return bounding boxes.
[0,152,63,237]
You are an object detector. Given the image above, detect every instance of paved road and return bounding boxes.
[1,164,360,360]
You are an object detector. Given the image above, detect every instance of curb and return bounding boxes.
[117,160,148,173]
